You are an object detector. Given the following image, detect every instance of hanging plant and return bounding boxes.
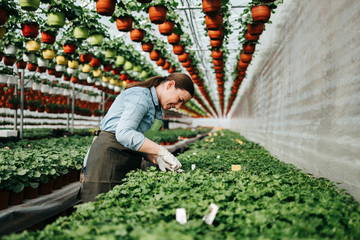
[3,55,16,66]
[173,44,185,55]
[141,41,154,52]
[41,43,56,60]
[158,20,174,36]
[18,0,40,11]
[167,33,180,45]
[202,0,222,14]
[0,1,18,25]
[55,52,68,65]
[2,31,24,55]
[240,52,252,63]
[26,38,41,52]
[111,2,134,32]
[95,0,117,17]
[243,43,256,54]
[102,40,118,59]
[205,14,223,30]
[148,5,167,24]
[45,2,67,28]
[130,28,145,42]
[40,24,57,44]
[20,12,40,38]
[27,61,38,71]
[90,54,103,68]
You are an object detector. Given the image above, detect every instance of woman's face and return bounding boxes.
[160,81,192,110]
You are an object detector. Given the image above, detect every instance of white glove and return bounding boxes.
[157,146,182,171]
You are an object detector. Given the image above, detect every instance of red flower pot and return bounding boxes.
[120,73,128,81]
[71,76,79,84]
[63,43,77,54]
[245,31,259,42]
[202,0,222,14]
[37,66,47,73]
[162,61,170,70]
[240,53,253,63]
[168,66,176,73]
[22,22,39,38]
[251,5,271,23]
[112,67,120,75]
[41,31,56,44]
[210,39,223,48]
[24,186,39,199]
[148,5,167,24]
[63,75,71,81]
[48,68,56,75]
[96,0,116,16]
[103,63,112,72]
[3,56,16,66]
[0,8,8,25]
[243,43,256,54]
[178,52,189,62]
[211,50,223,59]
[247,23,264,36]
[116,16,133,32]
[130,28,145,42]
[214,65,223,71]
[158,20,174,36]
[182,60,192,68]
[149,50,161,61]
[0,189,9,210]
[238,60,249,71]
[156,57,165,66]
[213,59,223,66]
[80,53,93,63]
[90,58,102,68]
[9,190,24,205]
[205,14,223,30]
[17,60,27,69]
[54,71,63,78]
[208,28,223,40]
[39,178,54,195]
[167,33,180,45]
[142,42,154,52]
[173,44,185,55]
[27,62,38,71]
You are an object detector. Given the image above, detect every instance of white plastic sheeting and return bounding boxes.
[226,0,360,201]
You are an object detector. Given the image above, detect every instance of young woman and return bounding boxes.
[81,73,194,202]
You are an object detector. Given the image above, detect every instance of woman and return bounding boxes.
[81,73,194,202]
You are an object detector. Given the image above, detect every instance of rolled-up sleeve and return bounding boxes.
[115,92,149,151]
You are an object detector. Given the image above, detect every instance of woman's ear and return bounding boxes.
[166,80,175,90]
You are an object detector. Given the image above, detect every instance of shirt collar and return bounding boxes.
[150,86,160,108]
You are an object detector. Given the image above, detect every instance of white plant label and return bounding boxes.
[202,203,219,225]
[191,164,196,170]
[176,208,187,225]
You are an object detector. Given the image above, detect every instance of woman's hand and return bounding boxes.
[157,146,182,171]
[145,154,158,164]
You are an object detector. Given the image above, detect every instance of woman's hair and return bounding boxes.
[125,73,195,98]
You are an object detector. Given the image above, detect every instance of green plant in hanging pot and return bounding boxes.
[89,24,108,46]
[18,0,40,11]
[45,1,67,28]
[111,2,134,32]
[102,40,118,59]
[2,31,24,55]
[145,0,178,24]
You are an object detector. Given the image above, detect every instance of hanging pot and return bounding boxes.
[80,53,92,63]
[68,60,79,69]
[167,33,180,45]
[56,55,67,65]
[0,8,8,25]
[133,65,141,72]
[149,50,161,61]
[42,49,55,60]
[82,64,91,73]
[37,58,49,67]
[55,64,66,72]
[87,76,94,84]
[162,61,170,70]
[210,39,223,48]
[120,73,128,81]
[90,57,102,68]
[19,0,40,11]
[123,61,133,70]
[73,26,89,40]
[251,5,271,23]
[4,45,18,55]
[27,62,38,71]
[182,60,192,68]
[70,76,78,84]
[63,43,77,54]
[104,48,117,59]
[66,68,75,74]
[96,0,116,16]
[178,52,189,62]
[90,34,104,46]
[168,66,175,73]
[240,53,252,63]
[130,29,145,42]
[158,20,175,36]
[202,0,222,14]
[173,45,185,55]
[116,16,133,32]
[0,26,6,39]
[112,67,120,75]
[156,58,165,66]
[47,12,66,27]
[142,42,154,52]
[211,50,223,59]
[103,63,113,72]
[148,5,167,24]
[17,60,27,69]
[78,72,88,80]
[213,58,223,66]
[48,68,56,75]
[245,31,259,42]
[3,56,16,66]
[238,60,249,71]
[115,56,125,66]
[247,23,264,36]
[26,40,41,52]
[208,28,223,40]
[205,14,223,30]
[41,31,56,44]
[63,75,71,81]
[37,66,47,73]
[21,22,39,38]
[243,43,256,54]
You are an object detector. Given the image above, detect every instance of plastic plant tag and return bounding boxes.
[176,208,187,225]
[191,164,196,170]
[232,165,242,171]
[202,203,219,225]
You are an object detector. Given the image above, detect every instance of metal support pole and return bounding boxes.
[102,91,105,118]
[20,70,25,139]
[71,84,75,135]
[14,84,18,131]
[67,95,70,133]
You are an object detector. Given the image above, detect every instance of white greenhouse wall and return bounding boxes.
[221,0,360,202]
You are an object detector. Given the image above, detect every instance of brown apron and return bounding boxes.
[80,130,142,202]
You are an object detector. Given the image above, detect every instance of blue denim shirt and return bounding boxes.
[83,86,163,167]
